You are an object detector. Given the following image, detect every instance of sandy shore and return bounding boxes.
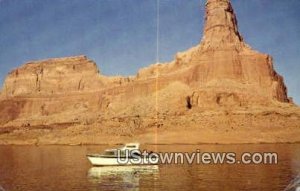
[1,106,299,145]
[0,125,300,145]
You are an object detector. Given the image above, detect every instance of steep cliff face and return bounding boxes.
[0,0,295,130]
[135,0,290,107]
[196,0,289,103]
[202,0,244,50]
[2,56,104,97]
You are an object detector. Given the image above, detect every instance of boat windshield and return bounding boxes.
[126,145,137,148]
[104,151,116,156]
[124,143,139,149]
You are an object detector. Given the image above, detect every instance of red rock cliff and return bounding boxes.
[0,0,293,128]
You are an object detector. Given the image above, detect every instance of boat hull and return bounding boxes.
[87,156,158,166]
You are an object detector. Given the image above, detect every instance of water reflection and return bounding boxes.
[87,165,159,190]
[0,144,299,190]
[284,173,300,191]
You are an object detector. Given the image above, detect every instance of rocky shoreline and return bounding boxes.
[1,105,299,145]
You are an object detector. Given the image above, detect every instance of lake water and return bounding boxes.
[0,144,299,191]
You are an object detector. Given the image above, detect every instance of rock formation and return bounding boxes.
[2,56,100,96]
[0,0,299,144]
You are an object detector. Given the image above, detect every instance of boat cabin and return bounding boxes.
[121,143,140,151]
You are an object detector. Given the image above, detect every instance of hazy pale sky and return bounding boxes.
[0,0,299,104]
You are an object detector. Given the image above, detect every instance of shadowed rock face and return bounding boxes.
[0,0,295,129]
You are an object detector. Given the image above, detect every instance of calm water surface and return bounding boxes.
[0,144,299,191]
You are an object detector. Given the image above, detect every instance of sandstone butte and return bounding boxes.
[0,0,299,145]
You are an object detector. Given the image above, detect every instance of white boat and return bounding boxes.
[87,143,159,166]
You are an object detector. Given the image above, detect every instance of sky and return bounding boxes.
[0,0,299,104]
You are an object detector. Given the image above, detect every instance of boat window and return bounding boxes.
[104,151,116,156]
[126,145,137,148]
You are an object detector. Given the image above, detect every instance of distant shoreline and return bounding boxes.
[1,124,300,145]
